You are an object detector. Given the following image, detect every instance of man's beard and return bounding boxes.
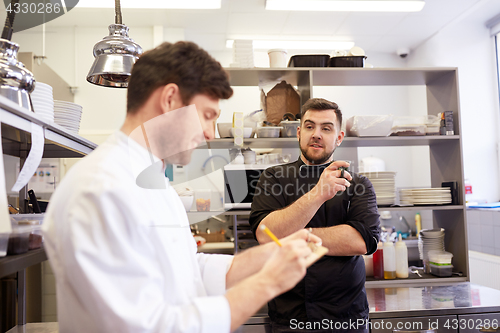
[299,137,335,165]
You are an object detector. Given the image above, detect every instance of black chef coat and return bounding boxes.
[249,158,381,326]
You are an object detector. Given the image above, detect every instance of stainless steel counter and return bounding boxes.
[367,283,500,319]
[245,282,500,327]
[6,323,58,333]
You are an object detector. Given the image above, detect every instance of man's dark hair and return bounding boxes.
[300,98,342,130]
[127,41,233,113]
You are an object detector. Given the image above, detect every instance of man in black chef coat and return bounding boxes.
[249,98,381,333]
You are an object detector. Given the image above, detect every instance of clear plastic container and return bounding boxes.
[10,214,44,252]
[279,121,300,137]
[390,125,426,136]
[346,115,394,137]
[195,190,212,212]
[430,263,453,277]
[7,225,33,255]
[428,250,453,265]
[257,126,282,138]
[426,124,440,135]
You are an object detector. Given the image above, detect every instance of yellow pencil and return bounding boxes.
[260,224,282,247]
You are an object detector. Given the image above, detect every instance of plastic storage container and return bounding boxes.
[279,121,300,137]
[288,55,330,67]
[257,126,282,138]
[346,115,394,137]
[328,56,366,67]
[195,190,212,212]
[7,225,34,255]
[430,263,453,277]
[391,116,426,136]
[2,214,45,256]
[428,250,453,265]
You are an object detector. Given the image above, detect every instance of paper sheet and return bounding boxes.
[12,123,45,192]
[0,123,12,234]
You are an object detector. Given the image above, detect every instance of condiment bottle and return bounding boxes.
[395,234,409,278]
[383,241,396,279]
[415,213,422,236]
[373,241,384,279]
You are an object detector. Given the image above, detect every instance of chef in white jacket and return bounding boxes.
[42,41,320,333]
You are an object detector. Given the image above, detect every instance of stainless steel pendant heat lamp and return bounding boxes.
[86,0,143,88]
[0,0,35,111]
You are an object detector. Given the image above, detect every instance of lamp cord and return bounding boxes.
[115,0,123,25]
[2,0,19,41]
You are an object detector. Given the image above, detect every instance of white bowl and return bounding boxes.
[179,195,194,211]
[217,123,232,138]
[230,127,253,138]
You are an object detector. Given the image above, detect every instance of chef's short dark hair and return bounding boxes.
[127,41,233,114]
[301,98,342,130]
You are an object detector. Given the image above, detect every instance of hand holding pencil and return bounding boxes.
[260,225,327,267]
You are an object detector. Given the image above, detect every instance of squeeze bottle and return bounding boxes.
[383,241,396,279]
[415,213,421,235]
[395,234,409,278]
[373,241,384,279]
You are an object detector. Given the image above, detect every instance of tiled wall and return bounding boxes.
[467,209,500,256]
[41,261,57,322]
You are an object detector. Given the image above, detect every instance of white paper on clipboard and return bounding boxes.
[0,122,12,233]
[11,123,45,192]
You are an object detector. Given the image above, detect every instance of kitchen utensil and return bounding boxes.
[28,189,41,214]
[0,39,35,111]
[279,120,300,137]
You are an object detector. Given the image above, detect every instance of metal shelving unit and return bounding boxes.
[221,67,468,285]
[204,135,460,149]
[0,95,96,328]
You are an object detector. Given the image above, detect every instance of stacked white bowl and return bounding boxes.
[30,82,54,123]
[418,228,446,272]
[54,100,83,134]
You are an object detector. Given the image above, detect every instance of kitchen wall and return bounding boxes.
[407,2,500,203]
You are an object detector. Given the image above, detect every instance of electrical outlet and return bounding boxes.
[174,165,185,174]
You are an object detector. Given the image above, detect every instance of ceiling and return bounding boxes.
[5,0,500,54]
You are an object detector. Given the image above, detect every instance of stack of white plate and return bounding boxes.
[418,228,445,260]
[30,82,54,122]
[359,171,396,206]
[54,100,82,134]
[399,188,451,205]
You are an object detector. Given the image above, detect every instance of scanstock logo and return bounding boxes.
[2,0,79,33]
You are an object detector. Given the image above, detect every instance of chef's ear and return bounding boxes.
[159,83,183,114]
[336,130,345,146]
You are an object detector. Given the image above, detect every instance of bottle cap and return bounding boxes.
[384,241,394,246]
[395,234,406,247]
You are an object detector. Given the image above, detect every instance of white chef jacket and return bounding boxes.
[42,131,234,333]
